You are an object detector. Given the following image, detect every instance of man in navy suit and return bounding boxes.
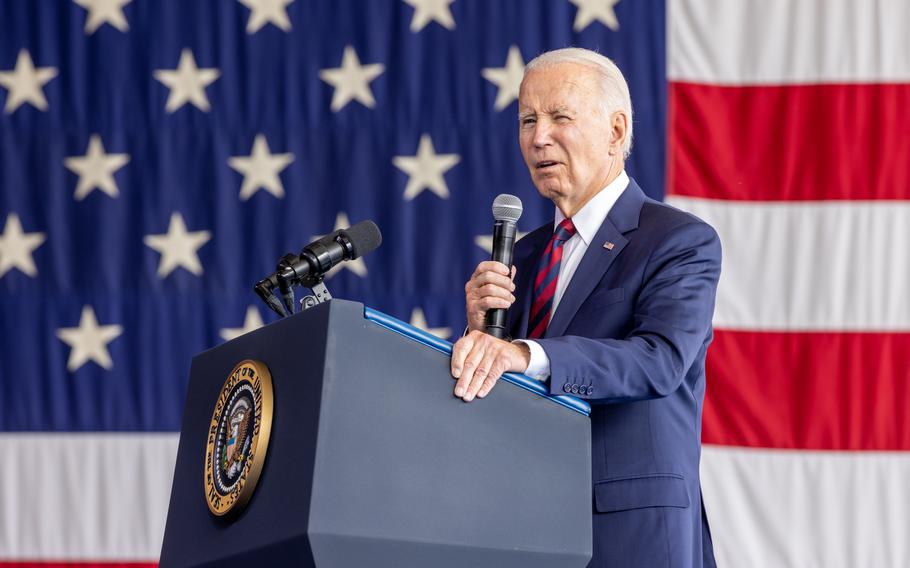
[450,48,720,568]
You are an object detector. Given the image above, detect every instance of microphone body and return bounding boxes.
[485,195,523,339]
[278,221,381,288]
[277,231,350,289]
[255,220,382,316]
[484,220,517,338]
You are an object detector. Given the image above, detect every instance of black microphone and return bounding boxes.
[278,220,382,289]
[484,194,523,339]
[255,220,382,315]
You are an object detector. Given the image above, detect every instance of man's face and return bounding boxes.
[518,63,618,215]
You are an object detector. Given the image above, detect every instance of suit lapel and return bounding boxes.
[544,179,647,338]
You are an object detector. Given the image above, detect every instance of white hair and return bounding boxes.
[524,48,634,157]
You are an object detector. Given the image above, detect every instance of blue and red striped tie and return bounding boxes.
[527,218,576,339]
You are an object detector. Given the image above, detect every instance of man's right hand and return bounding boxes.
[465,261,517,333]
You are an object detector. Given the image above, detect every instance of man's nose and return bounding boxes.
[532,121,552,148]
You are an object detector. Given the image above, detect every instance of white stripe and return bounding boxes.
[702,445,910,568]
[7,432,907,566]
[0,433,177,561]
[666,197,910,331]
[668,0,910,84]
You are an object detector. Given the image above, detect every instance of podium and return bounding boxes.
[160,300,592,567]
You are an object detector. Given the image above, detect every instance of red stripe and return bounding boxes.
[703,329,910,450]
[530,274,560,319]
[528,300,545,325]
[668,82,910,200]
[528,314,549,339]
[534,246,562,289]
[528,296,550,331]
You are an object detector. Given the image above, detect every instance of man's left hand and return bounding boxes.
[450,331,531,402]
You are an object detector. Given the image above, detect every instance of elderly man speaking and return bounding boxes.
[450,48,721,568]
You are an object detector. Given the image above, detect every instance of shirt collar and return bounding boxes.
[554,170,630,246]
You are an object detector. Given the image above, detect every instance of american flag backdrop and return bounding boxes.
[0,0,907,566]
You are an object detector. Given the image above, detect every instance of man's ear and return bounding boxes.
[609,112,629,155]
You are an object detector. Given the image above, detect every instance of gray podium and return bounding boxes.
[160,299,592,567]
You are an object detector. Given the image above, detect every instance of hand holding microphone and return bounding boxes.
[452,194,529,402]
[464,261,516,334]
[464,194,523,337]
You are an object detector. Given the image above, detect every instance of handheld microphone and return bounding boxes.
[484,194,523,339]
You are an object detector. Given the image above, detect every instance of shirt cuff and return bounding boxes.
[512,339,551,382]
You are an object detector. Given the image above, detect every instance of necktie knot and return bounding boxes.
[554,218,576,243]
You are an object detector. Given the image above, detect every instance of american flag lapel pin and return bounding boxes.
[603,242,615,250]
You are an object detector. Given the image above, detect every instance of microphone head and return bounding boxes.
[492,194,523,223]
[341,220,382,259]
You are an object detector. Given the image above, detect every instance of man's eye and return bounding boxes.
[555,115,570,122]
[520,117,537,127]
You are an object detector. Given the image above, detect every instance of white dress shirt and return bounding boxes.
[518,170,630,381]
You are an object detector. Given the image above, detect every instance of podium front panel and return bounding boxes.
[307,301,591,567]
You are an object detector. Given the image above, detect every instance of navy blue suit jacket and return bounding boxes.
[509,179,720,568]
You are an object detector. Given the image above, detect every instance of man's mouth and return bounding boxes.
[535,160,560,170]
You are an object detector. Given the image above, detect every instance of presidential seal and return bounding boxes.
[204,359,274,517]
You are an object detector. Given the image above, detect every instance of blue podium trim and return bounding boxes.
[364,307,591,417]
